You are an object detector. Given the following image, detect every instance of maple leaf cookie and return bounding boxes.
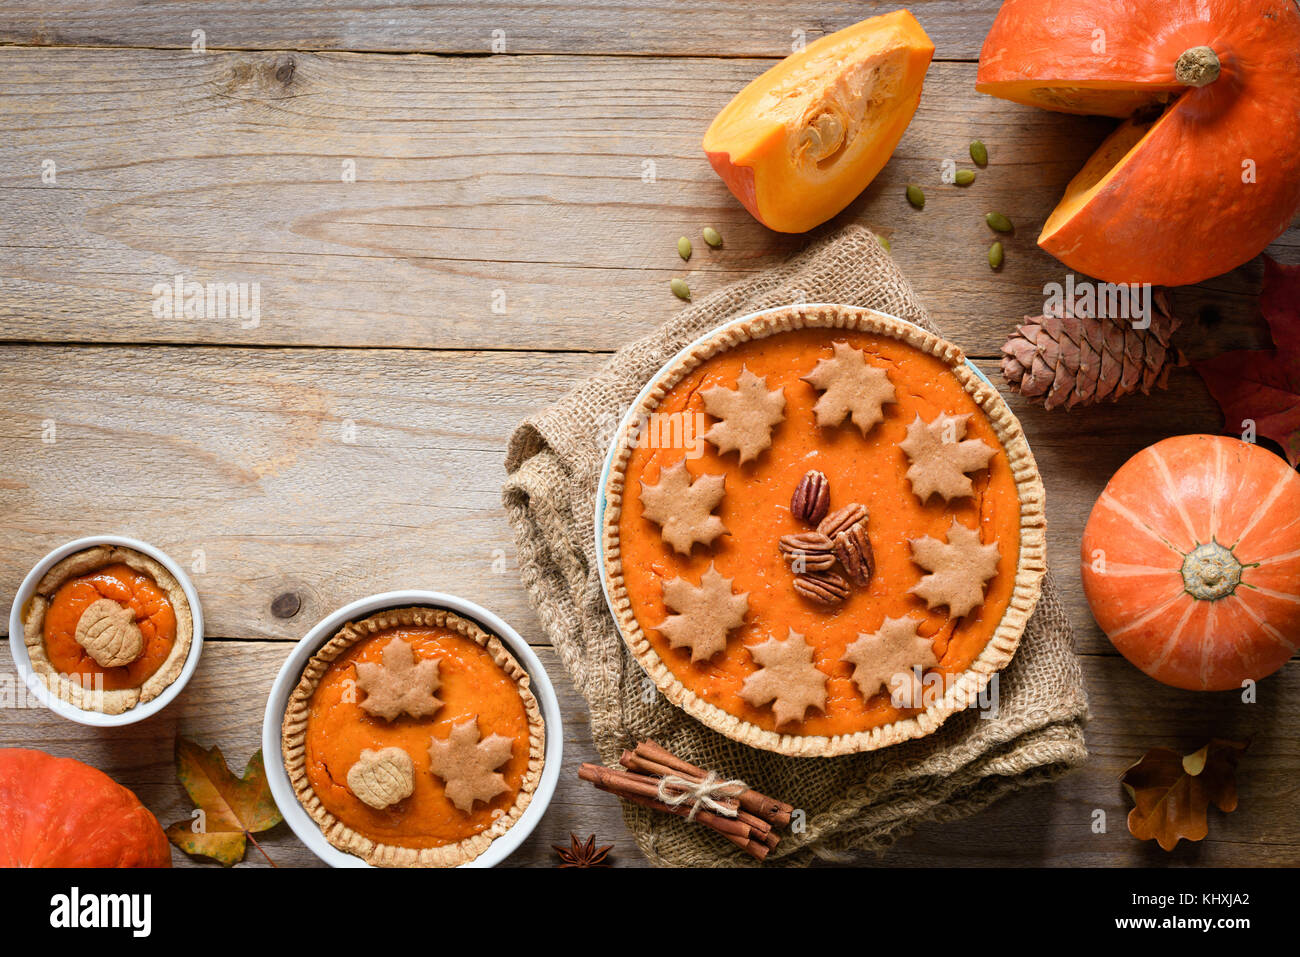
[740,629,828,727]
[899,413,995,503]
[639,460,728,554]
[355,637,443,721]
[909,519,1001,618]
[656,564,749,663]
[801,341,896,435]
[702,366,786,463]
[842,617,939,706]
[428,717,515,813]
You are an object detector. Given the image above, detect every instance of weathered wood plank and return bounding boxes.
[1,343,1233,657]
[2,48,1294,355]
[1,641,1293,866]
[0,1,1001,59]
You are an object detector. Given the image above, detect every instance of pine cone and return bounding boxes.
[1001,289,1184,410]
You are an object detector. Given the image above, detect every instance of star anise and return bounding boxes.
[553,833,614,868]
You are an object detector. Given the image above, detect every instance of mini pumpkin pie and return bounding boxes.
[281,606,545,867]
[22,544,194,715]
[601,305,1046,756]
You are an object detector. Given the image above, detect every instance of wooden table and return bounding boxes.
[2,1,1296,868]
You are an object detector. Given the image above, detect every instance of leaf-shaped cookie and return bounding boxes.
[702,366,786,463]
[801,341,896,435]
[639,459,728,554]
[656,563,749,663]
[428,717,514,813]
[899,413,995,503]
[739,629,827,727]
[909,519,1000,618]
[355,637,442,721]
[841,616,939,706]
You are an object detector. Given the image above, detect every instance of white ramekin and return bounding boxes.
[262,589,564,868]
[8,535,205,727]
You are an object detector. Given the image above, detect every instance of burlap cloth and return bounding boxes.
[503,224,1089,866]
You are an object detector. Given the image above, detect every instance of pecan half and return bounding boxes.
[793,570,850,606]
[833,522,875,586]
[790,470,830,525]
[818,502,869,539]
[778,531,835,572]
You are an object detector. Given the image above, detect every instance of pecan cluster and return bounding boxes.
[780,471,874,607]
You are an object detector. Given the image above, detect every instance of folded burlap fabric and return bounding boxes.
[503,224,1089,866]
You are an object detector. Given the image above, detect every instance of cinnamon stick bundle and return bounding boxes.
[577,740,795,861]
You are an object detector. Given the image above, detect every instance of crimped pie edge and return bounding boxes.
[281,605,546,867]
[600,304,1047,758]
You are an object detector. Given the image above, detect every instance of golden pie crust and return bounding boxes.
[601,305,1047,757]
[281,606,546,867]
[22,544,194,715]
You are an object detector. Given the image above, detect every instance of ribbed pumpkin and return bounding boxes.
[976,0,1300,286]
[0,748,171,867]
[1081,435,1300,691]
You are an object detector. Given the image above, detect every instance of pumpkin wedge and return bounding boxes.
[704,11,934,234]
[977,0,1300,286]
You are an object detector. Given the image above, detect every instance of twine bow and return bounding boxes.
[656,771,748,821]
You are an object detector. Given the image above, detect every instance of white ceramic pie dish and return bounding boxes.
[8,535,205,728]
[262,589,564,869]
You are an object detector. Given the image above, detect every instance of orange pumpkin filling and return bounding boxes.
[618,327,1021,736]
[302,625,532,848]
[42,563,177,691]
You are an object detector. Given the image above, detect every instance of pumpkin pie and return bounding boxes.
[601,305,1046,756]
[22,545,194,715]
[281,606,545,867]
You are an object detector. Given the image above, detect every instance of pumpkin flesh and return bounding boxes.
[1081,435,1300,691]
[704,10,934,233]
[977,0,1300,286]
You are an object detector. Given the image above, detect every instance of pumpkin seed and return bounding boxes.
[877,233,891,252]
[955,169,976,186]
[702,226,723,248]
[905,184,925,209]
[670,278,691,301]
[677,236,692,260]
[988,241,1004,270]
[970,140,988,167]
[985,211,1013,233]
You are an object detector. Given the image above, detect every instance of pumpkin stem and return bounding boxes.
[1182,542,1242,601]
[1175,46,1221,87]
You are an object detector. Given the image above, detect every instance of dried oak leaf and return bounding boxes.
[639,459,728,554]
[801,341,896,435]
[909,519,1000,618]
[702,366,786,463]
[740,629,828,727]
[656,563,749,663]
[165,737,283,867]
[841,616,939,705]
[899,413,995,503]
[428,717,514,813]
[355,637,442,721]
[553,833,614,868]
[1196,256,1300,466]
[1122,739,1248,851]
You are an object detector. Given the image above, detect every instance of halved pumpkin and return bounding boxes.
[704,11,934,234]
[977,0,1300,286]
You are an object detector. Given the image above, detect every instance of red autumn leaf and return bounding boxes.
[1121,739,1247,851]
[1195,256,1300,466]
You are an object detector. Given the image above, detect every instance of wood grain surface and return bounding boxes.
[1,48,1294,356]
[2,0,1297,868]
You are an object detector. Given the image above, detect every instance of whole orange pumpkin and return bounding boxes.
[977,0,1300,286]
[1081,435,1300,691]
[0,748,171,867]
